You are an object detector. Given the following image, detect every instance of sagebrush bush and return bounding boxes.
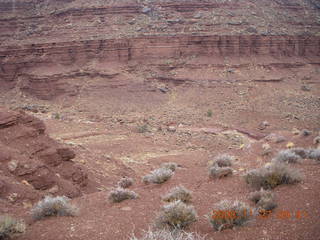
[130,229,206,240]
[0,216,26,240]
[117,177,134,188]
[161,162,178,172]
[209,200,252,231]
[290,148,309,159]
[31,196,79,221]
[249,189,277,211]
[307,149,320,161]
[162,186,192,204]
[273,150,302,164]
[212,154,234,167]
[154,200,197,229]
[209,166,232,179]
[108,187,138,203]
[244,162,302,189]
[143,168,173,184]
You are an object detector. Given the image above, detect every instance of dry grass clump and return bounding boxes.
[212,154,234,167]
[273,150,302,164]
[209,200,252,231]
[154,200,197,230]
[161,162,178,172]
[162,186,192,204]
[249,189,277,211]
[130,229,206,240]
[244,162,302,189]
[31,196,79,221]
[308,149,320,161]
[209,166,232,179]
[108,187,138,203]
[143,168,174,184]
[0,216,26,240]
[117,177,134,188]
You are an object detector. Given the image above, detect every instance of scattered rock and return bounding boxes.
[301,85,311,91]
[7,160,18,172]
[142,6,151,14]
[167,126,176,132]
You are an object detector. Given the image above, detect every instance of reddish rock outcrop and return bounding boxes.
[0,107,88,203]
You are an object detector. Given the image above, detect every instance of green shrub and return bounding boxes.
[130,229,206,240]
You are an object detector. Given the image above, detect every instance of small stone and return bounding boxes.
[292,128,300,135]
[120,206,132,211]
[7,160,18,172]
[142,6,151,14]
[167,126,176,132]
[286,142,295,148]
[8,193,18,203]
[48,185,59,194]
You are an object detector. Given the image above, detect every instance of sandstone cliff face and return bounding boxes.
[0,0,319,100]
[0,108,88,204]
[0,34,319,99]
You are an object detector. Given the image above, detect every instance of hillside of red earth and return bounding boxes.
[0,0,319,240]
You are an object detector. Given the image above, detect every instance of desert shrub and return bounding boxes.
[244,162,302,189]
[307,149,320,161]
[162,186,192,204]
[0,216,26,240]
[143,168,173,184]
[137,124,149,133]
[212,154,234,167]
[31,196,79,221]
[108,187,138,203]
[117,177,134,188]
[209,200,252,231]
[161,162,178,172]
[290,148,309,158]
[207,109,213,117]
[209,166,232,179]
[130,229,206,240]
[249,189,277,211]
[154,200,197,230]
[273,150,302,164]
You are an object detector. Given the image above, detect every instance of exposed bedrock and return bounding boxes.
[0,107,89,203]
[0,34,319,99]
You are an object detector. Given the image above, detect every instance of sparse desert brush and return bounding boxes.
[307,149,320,161]
[290,148,309,159]
[31,196,79,221]
[209,166,232,179]
[154,200,197,230]
[273,150,302,164]
[130,229,206,240]
[108,187,138,203]
[0,216,26,239]
[161,162,178,172]
[117,177,134,188]
[143,168,173,184]
[212,154,234,167]
[162,186,192,204]
[249,189,277,211]
[209,200,252,231]
[244,162,302,189]
[137,124,149,133]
